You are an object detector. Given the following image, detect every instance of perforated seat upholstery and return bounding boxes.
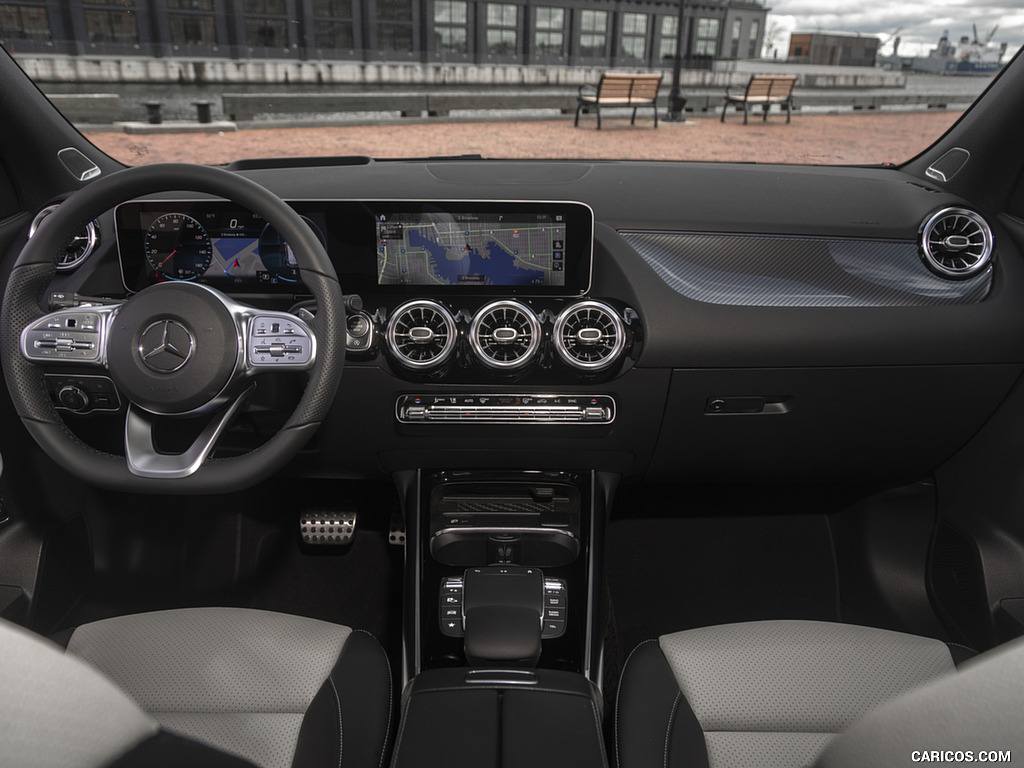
[615,620,965,768]
[1,608,392,768]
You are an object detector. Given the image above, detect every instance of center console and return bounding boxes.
[392,469,615,766]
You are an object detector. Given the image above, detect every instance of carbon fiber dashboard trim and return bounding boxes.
[620,231,991,307]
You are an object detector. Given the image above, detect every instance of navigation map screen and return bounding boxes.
[376,211,567,288]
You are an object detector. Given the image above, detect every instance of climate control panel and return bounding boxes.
[397,393,615,424]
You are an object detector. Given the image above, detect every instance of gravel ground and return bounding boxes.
[85,110,963,166]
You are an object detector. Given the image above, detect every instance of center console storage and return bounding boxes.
[391,668,608,768]
[393,468,615,766]
[398,469,610,678]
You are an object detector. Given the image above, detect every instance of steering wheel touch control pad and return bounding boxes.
[248,315,313,368]
[21,309,106,364]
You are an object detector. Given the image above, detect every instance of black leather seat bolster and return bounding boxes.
[945,642,977,666]
[615,640,708,768]
[107,731,258,768]
[292,629,393,768]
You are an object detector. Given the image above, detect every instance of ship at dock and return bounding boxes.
[880,27,1007,76]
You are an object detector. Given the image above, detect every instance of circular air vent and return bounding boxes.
[469,300,542,370]
[29,204,99,272]
[386,300,457,369]
[919,207,993,279]
[553,300,626,371]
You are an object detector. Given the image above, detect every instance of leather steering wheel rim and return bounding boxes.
[0,163,344,494]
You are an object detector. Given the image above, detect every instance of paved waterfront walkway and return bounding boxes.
[85,110,963,166]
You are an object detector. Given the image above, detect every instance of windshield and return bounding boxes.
[1,0,1019,166]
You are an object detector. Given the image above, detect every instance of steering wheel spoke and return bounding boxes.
[125,384,255,479]
[20,305,118,367]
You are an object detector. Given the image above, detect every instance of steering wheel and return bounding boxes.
[0,164,344,494]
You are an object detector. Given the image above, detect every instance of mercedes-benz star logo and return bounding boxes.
[138,319,195,373]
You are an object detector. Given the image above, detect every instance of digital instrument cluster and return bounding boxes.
[116,202,319,292]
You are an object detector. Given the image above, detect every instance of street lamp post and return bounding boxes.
[665,0,687,121]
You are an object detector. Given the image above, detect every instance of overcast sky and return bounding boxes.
[764,0,1024,57]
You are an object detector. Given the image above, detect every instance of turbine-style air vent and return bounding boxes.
[469,300,542,370]
[29,204,99,272]
[919,207,993,279]
[553,300,626,371]
[386,300,457,369]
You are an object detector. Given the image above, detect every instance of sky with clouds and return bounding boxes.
[763,0,1024,57]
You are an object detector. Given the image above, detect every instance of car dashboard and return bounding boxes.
[29,158,1024,488]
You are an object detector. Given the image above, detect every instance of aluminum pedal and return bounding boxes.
[300,509,357,546]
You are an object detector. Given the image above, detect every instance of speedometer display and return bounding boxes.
[145,213,213,281]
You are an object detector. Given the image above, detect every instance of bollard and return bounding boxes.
[143,101,163,125]
[193,100,213,124]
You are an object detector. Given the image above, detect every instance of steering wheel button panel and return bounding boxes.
[247,315,313,367]
[22,309,107,363]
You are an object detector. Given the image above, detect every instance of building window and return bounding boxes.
[169,14,216,45]
[579,9,607,58]
[84,0,139,44]
[729,19,741,58]
[314,0,353,50]
[434,0,468,55]
[0,2,51,42]
[244,0,288,48]
[377,0,413,53]
[694,17,719,57]
[486,3,516,56]
[619,12,646,60]
[658,16,677,60]
[747,19,759,58]
[534,6,563,56]
[166,0,217,46]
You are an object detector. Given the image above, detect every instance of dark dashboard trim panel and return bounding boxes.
[619,230,991,308]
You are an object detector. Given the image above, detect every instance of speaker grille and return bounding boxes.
[926,148,970,183]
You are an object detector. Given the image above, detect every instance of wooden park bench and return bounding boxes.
[575,72,663,130]
[720,75,797,124]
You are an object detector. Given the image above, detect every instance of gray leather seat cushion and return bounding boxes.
[0,619,158,768]
[617,620,961,768]
[66,607,387,768]
[818,635,1024,768]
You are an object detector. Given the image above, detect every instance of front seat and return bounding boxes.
[615,619,984,768]
[0,608,391,768]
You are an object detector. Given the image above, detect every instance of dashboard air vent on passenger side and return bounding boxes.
[553,300,626,371]
[29,204,99,272]
[386,300,458,369]
[919,207,994,279]
[469,300,542,369]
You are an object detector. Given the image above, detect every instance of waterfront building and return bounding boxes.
[0,0,768,72]
[788,32,878,67]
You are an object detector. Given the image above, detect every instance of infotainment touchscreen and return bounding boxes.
[368,200,592,295]
[376,212,566,288]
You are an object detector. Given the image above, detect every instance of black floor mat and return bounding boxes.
[240,519,404,661]
[67,480,404,664]
[606,484,841,661]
